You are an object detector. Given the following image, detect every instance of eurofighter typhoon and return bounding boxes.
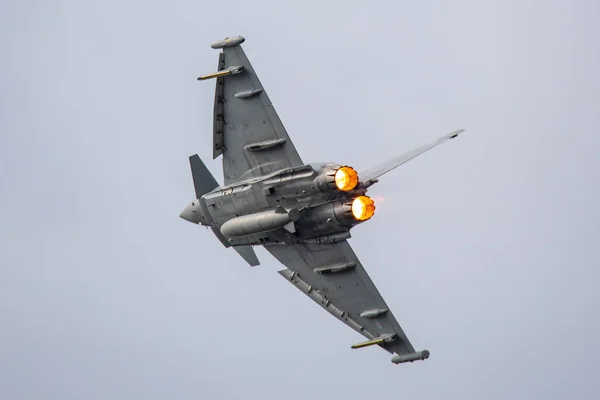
[180,35,465,365]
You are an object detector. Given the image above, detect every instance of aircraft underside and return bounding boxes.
[179,35,466,364]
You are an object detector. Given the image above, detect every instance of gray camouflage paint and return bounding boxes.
[1,0,599,399]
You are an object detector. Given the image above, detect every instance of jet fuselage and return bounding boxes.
[180,162,374,247]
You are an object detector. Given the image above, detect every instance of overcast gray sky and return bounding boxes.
[1,0,599,399]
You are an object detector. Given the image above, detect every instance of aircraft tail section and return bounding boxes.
[187,154,260,266]
[360,129,465,186]
[189,154,220,199]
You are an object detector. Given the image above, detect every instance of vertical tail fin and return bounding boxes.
[189,154,219,198]
[188,154,260,266]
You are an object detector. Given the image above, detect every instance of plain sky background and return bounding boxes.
[1,0,599,399]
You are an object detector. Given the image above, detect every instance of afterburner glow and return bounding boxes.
[351,196,375,221]
[334,166,359,191]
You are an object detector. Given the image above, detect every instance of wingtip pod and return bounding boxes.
[391,350,430,364]
[211,35,245,49]
[448,129,465,139]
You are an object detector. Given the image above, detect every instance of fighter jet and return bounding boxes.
[180,35,465,365]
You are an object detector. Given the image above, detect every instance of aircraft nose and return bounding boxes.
[179,203,196,223]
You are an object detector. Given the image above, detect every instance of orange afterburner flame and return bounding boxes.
[351,196,375,221]
[334,166,359,191]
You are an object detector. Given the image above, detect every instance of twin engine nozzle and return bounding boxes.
[318,165,375,221]
[316,165,360,193]
[349,195,376,221]
[334,166,359,191]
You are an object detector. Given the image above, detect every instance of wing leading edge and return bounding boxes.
[265,240,430,364]
[200,36,303,185]
[360,129,465,185]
